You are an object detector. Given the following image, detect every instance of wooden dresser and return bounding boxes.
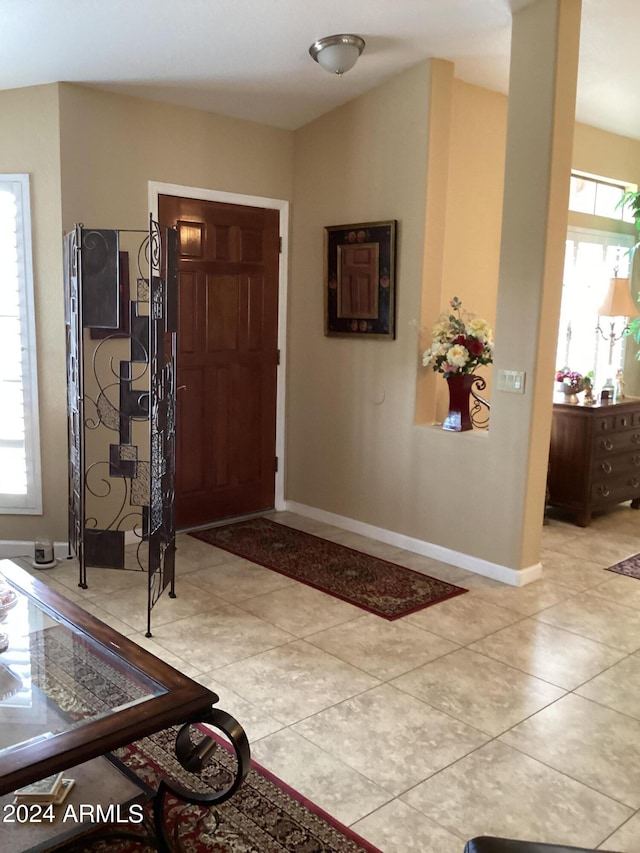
[547,396,640,526]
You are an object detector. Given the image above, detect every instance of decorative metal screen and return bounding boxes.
[64,219,177,635]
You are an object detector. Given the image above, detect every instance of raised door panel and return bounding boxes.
[176,366,206,496]
[177,271,202,356]
[207,275,240,353]
[159,194,279,528]
[211,364,232,488]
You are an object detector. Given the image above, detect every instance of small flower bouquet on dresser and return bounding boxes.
[555,368,594,403]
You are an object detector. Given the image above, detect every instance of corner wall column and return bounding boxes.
[491,0,582,568]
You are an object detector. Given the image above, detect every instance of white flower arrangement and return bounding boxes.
[422,297,494,378]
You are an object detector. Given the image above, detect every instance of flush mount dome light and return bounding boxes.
[309,34,366,76]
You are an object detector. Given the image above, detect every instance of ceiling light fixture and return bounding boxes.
[309,34,365,76]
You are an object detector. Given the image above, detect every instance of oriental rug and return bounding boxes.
[61,725,382,853]
[190,517,467,619]
[26,628,381,853]
[605,552,640,580]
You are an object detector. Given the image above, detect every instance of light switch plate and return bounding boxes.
[497,369,526,393]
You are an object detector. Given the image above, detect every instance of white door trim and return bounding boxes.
[148,181,289,512]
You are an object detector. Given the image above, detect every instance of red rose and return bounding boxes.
[466,337,484,356]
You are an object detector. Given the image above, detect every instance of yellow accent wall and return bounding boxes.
[415,59,455,426]
[438,78,507,420]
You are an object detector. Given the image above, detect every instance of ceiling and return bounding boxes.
[1,0,637,140]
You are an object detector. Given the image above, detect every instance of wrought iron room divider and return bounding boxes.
[64,218,178,636]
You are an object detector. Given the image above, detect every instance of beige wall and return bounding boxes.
[58,83,294,231]
[56,85,295,537]
[289,2,582,574]
[0,85,67,545]
[573,123,640,185]
[3,56,640,569]
[289,62,434,532]
[569,122,640,240]
[570,122,640,241]
[0,83,294,545]
[289,61,519,566]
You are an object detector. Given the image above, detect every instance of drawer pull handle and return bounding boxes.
[600,461,613,474]
[630,478,640,489]
[633,434,640,445]
[600,439,614,451]
[597,486,611,497]
[633,456,640,467]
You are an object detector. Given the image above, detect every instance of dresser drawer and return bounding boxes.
[593,414,616,433]
[616,411,637,430]
[592,408,640,433]
[591,473,640,503]
[593,430,640,457]
[592,451,640,478]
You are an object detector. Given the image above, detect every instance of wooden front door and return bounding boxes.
[159,195,280,529]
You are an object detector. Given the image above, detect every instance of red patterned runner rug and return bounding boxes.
[60,725,382,852]
[190,517,466,619]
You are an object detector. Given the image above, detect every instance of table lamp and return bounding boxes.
[596,275,640,365]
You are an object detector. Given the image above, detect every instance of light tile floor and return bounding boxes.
[22,504,640,852]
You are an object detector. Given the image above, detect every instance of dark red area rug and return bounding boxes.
[62,726,382,852]
[606,553,640,579]
[190,517,466,619]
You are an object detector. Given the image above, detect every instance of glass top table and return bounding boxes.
[0,559,239,797]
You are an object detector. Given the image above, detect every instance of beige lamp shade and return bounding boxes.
[598,277,640,317]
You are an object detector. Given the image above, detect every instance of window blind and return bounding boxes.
[0,175,42,513]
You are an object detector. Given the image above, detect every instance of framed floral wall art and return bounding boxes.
[324,220,397,339]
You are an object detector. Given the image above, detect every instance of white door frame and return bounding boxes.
[148,181,289,512]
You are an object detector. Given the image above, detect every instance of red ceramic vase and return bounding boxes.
[443,373,475,432]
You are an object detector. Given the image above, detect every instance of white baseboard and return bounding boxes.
[1,510,543,586]
[0,534,142,563]
[0,540,71,561]
[284,501,542,587]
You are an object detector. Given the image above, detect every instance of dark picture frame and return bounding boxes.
[324,220,397,339]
